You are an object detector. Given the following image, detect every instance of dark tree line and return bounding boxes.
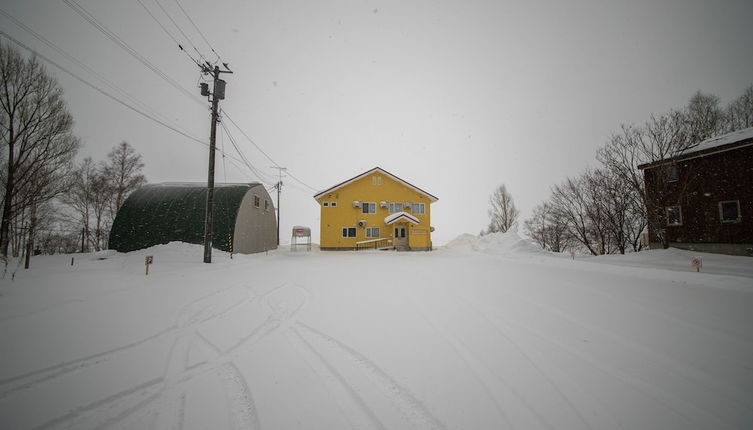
[1,44,146,268]
[524,86,753,255]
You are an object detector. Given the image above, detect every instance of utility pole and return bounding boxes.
[200,63,232,263]
[270,166,287,246]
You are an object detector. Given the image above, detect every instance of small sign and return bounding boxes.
[691,256,702,272]
[145,255,154,275]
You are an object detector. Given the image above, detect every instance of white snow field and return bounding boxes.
[1,231,752,430]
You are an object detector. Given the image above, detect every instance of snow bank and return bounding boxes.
[445,227,546,256]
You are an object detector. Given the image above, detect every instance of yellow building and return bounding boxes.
[314,167,438,251]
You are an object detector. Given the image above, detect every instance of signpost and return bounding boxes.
[145,255,154,275]
[691,256,702,272]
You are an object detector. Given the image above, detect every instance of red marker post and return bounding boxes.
[691,256,702,272]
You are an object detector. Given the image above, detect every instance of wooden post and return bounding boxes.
[145,255,154,275]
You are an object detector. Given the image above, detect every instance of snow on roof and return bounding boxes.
[638,127,753,169]
[313,167,439,202]
[679,127,753,157]
[384,211,419,225]
[150,182,262,188]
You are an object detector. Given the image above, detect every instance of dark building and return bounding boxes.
[638,127,753,256]
[109,183,277,254]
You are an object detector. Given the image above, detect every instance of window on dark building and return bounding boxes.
[665,165,678,182]
[666,206,682,226]
[719,201,741,223]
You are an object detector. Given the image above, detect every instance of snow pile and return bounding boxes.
[445,227,546,256]
[443,233,477,251]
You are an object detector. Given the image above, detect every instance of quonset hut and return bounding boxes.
[109,183,277,254]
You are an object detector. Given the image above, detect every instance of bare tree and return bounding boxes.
[686,91,724,144]
[103,141,146,216]
[0,43,79,258]
[487,184,519,233]
[725,84,753,131]
[62,158,101,252]
[524,202,571,253]
[597,110,695,249]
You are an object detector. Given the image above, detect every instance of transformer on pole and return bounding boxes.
[200,63,232,263]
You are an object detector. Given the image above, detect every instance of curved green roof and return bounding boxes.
[109,183,259,253]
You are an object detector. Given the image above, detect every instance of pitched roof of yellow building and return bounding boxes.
[313,167,439,202]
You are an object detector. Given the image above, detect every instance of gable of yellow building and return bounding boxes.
[314,167,438,251]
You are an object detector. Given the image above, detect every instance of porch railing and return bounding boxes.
[355,238,392,250]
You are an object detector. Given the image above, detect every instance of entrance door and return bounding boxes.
[394,226,408,251]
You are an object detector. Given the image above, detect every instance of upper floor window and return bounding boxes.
[719,201,741,223]
[665,165,678,182]
[410,203,425,215]
[362,202,376,214]
[331,202,337,207]
[323,202,329,207]
[666,206,682,226]
[372,175,382,185]
[254,195,260,208]
[388,202,403,214]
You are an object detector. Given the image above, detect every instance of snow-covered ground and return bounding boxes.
[1,231,752,430]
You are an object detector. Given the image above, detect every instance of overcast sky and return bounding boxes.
[2,0,752,245]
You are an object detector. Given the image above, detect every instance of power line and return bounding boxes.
[0,7,185,135]
[134,0,202,68]
[152,0,209,65]
[221,111,320,193]
[9,4,291,195]
[219,120,276,186]
[62,0,203,108]
[172,0,223,64]
[0,30,248,166]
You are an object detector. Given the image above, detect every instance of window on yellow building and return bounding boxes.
[366,227,380,238]
[362,202,376,214]
[342,227,356,238]
[410,203,425,214]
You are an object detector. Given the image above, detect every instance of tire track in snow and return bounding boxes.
[15,286,256,430]
[402,294,542,430]
[218,363,261,430]
[406,287,623,430]
[0,324,175,400]
[0,284,253,400]
[106,283,304,430]
[287,327,386,430]
[295,322,449,430]
[107,286,260,430]
[462,282,752,427]
[29,377,164,430]
[452,290,727,430]
[438,289,595,430]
